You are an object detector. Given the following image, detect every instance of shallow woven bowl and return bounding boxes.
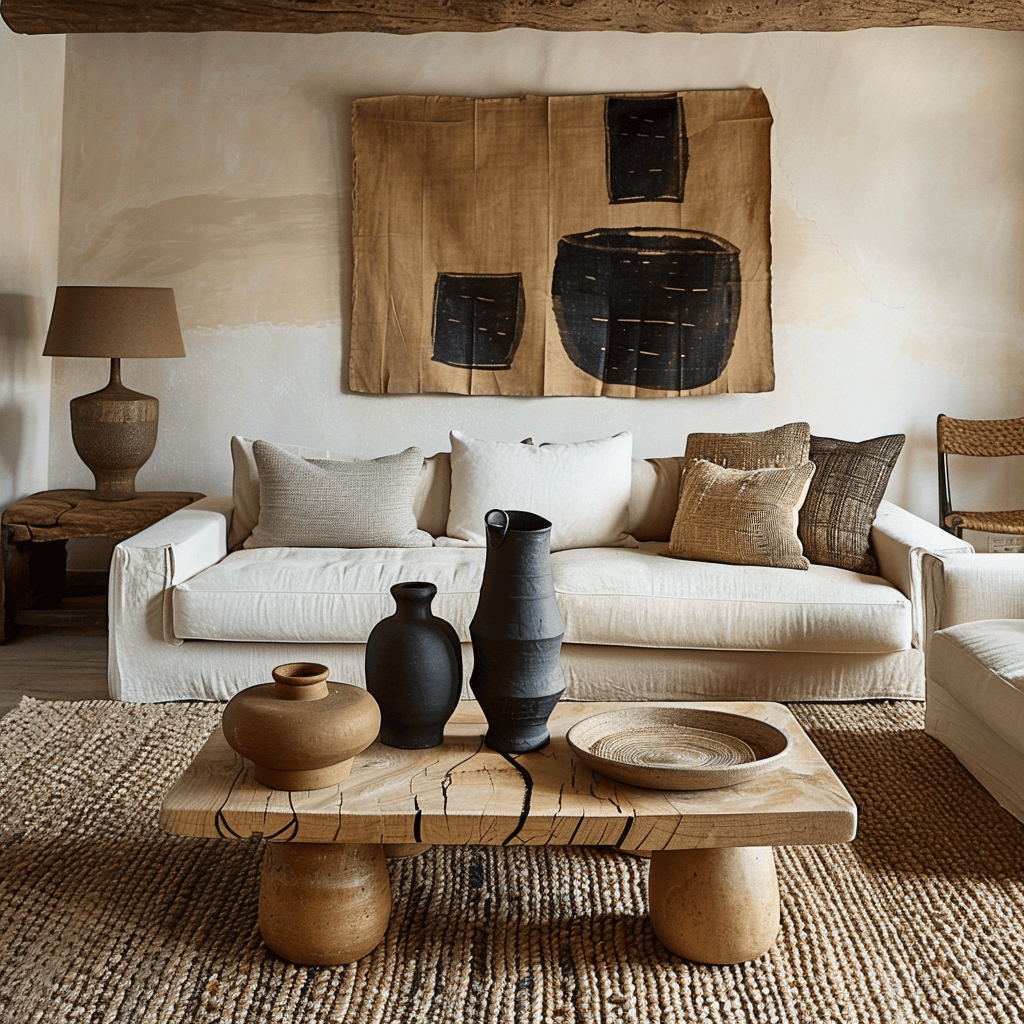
[566,706,791,790]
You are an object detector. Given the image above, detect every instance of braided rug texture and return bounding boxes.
[1,697,1022,1024]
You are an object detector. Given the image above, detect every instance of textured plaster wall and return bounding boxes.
[0,21,64,506]
[51,28,1024,528]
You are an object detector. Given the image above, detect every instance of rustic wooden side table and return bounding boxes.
[1,488,204,643]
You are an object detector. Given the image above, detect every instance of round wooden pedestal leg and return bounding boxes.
[648,846,780,964]
[259,842,391,965]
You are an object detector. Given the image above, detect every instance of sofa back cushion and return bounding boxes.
[629,457,685,541]
[415,451,452,537]
[230,435,694,550]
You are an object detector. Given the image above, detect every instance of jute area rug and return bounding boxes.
[1,698,1022,1024]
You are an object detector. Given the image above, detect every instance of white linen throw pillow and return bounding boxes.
[443,430,633,551]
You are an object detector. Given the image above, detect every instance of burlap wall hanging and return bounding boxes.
[350,90,773,398]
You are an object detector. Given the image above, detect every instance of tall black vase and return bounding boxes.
[365,581,462,749]
[469,509,565,753]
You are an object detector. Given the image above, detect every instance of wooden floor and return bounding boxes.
[0,586,111,718]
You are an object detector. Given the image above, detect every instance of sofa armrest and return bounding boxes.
[922,551,1024,638]
[108,497,232,699]
[870,500,974,650]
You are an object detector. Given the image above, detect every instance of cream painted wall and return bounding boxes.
[0,21,64,506]
[50,28,1024,529]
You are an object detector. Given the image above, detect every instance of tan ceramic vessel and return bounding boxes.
[222,662,380,790]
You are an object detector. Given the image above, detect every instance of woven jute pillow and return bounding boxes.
[799,434,905,574]
[662,458,815,570]
[246,440,433,549]
[682,421,811,472]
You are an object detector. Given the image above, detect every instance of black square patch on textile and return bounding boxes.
[605,96,689,204]
[431,273,525,370]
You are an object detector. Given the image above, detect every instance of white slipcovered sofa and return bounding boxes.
[108,433,972,703]
[922,552,1024,823]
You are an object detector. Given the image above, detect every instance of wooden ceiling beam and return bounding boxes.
[4,0,1024,36]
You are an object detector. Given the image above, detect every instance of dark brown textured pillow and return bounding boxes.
[683,422,811,473]
[798,434,905,574]
[662,458,815,570]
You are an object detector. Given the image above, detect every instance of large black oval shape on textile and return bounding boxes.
[552,227,741,391]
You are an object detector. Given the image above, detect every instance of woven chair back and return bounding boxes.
[936,414,1024,458]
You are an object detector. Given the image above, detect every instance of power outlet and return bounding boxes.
[989,535,1023,553]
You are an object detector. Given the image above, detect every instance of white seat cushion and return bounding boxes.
[174,542,912,654]
[929,620,1024,752]
[550,543,912,653]
[174,547,487,643]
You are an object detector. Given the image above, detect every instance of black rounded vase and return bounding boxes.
[469,509,565,753]
[365,581,462,749]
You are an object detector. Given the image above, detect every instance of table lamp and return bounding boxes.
[43,285,186,501]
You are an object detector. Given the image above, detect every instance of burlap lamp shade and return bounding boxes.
[43,286,186,501]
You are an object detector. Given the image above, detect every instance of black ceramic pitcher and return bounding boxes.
[469,509,565,753]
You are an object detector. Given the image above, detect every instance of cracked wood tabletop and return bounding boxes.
[159,699,856,852]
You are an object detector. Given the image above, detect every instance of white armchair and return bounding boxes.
[922,552,1024,823]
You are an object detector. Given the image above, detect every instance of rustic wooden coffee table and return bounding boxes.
[160,700,856,967]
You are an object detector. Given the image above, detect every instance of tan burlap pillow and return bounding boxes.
[683,421,811,472]
[246,440,433,549]
[662,458,815,570]
[799,434,905,574]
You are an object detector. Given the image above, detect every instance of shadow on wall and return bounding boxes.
[0,292,47,499]
[894,429,935,524]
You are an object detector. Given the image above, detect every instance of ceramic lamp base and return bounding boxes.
[69,358,158,501]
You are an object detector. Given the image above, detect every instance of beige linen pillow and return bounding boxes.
[229,436,348,551]
[229,436,450,549]
[245,440,433,549]
[662,458,815,570]
[628,424,810,545]
[443,430,633,551]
